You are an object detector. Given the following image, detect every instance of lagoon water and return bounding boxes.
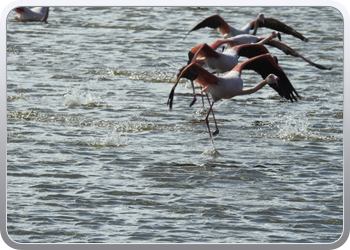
[6,6,343,243]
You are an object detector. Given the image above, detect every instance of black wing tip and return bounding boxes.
[314,63,332,70]
[167,88,175,109]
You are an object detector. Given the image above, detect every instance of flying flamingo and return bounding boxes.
[169,54,300,141]
[185,13,309,42]
[170,30,329,109]
[168,43,271,108]
[188,31,281,74]
[169,31,280,109]
[214,31,281,49]
[192,35,331,72]
[14,7,49,22]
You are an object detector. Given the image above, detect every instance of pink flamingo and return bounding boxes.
[14,7,49,22]
[185,13,309,42]
[169,54,300,141]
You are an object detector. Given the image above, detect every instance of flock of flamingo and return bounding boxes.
[167,13,331,143]
[12,7,331,143]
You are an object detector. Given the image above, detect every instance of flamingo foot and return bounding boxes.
[213,130,219,136]
[189,97,197,107]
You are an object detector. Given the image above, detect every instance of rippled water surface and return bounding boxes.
[6,6,343,243]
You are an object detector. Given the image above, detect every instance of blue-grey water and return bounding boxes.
[6,6,343,243]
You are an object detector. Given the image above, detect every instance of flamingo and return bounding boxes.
[169,54,300,141]
[188,31,281,74]
[169,43,271,108]
[194,35,332,72]
[215,32,281,49]
[170,30,329,109]
[168,31,280,109]
[185,13,309,42]
[14,7,49,22]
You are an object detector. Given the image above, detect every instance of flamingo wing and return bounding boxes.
[168,63,218,108]
[265,40,331,70]
[251,18,309,42]
[234,54,300,102]
[188,43,220,64]
[234,43,270,59]
[185,15,231,38]
[41,7,49,22]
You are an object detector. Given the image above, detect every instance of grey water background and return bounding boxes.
[6,6,343,243]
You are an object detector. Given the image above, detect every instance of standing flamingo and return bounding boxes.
[169,54,300,141]
[185,13,309,42]
[14,7,49,22]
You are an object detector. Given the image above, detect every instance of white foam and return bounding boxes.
[275,112,311,141]
[201,146,220,158]
[91,129,128,147]
[63,86,99,107]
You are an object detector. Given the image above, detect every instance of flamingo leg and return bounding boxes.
[189,82,206,109]
[206,95,219,136]
[189,80,197,107]
[204,100,219,143]
[200,87,205,108]
[205,103,214,143]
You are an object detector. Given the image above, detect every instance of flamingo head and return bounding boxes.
[266,74,280,85]
[271,31,282,41]
[257,13,265,24]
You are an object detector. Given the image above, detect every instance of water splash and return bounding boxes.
[201,146,221,158]
[63,87,100,107]
[275,112,312,141]
[90,129,128,147]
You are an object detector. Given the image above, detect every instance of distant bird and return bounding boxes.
[169,54,300,141]
[185,13,309,42]
[14,7,49,22]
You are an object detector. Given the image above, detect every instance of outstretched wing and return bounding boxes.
[265,40,331,70]
[251,18,309,42]
[234,43,270,59]
[184,15,231,38]
[168,63,218,108]
[41,7,49,22]
[188,43,220,64]
[234,54,300,102]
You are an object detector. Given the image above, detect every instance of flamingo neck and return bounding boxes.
[238,79,268,95]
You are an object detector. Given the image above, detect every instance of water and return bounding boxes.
[6,6,343,243]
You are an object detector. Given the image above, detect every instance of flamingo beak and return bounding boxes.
[258,13,265,24]
[277,32,281,41]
